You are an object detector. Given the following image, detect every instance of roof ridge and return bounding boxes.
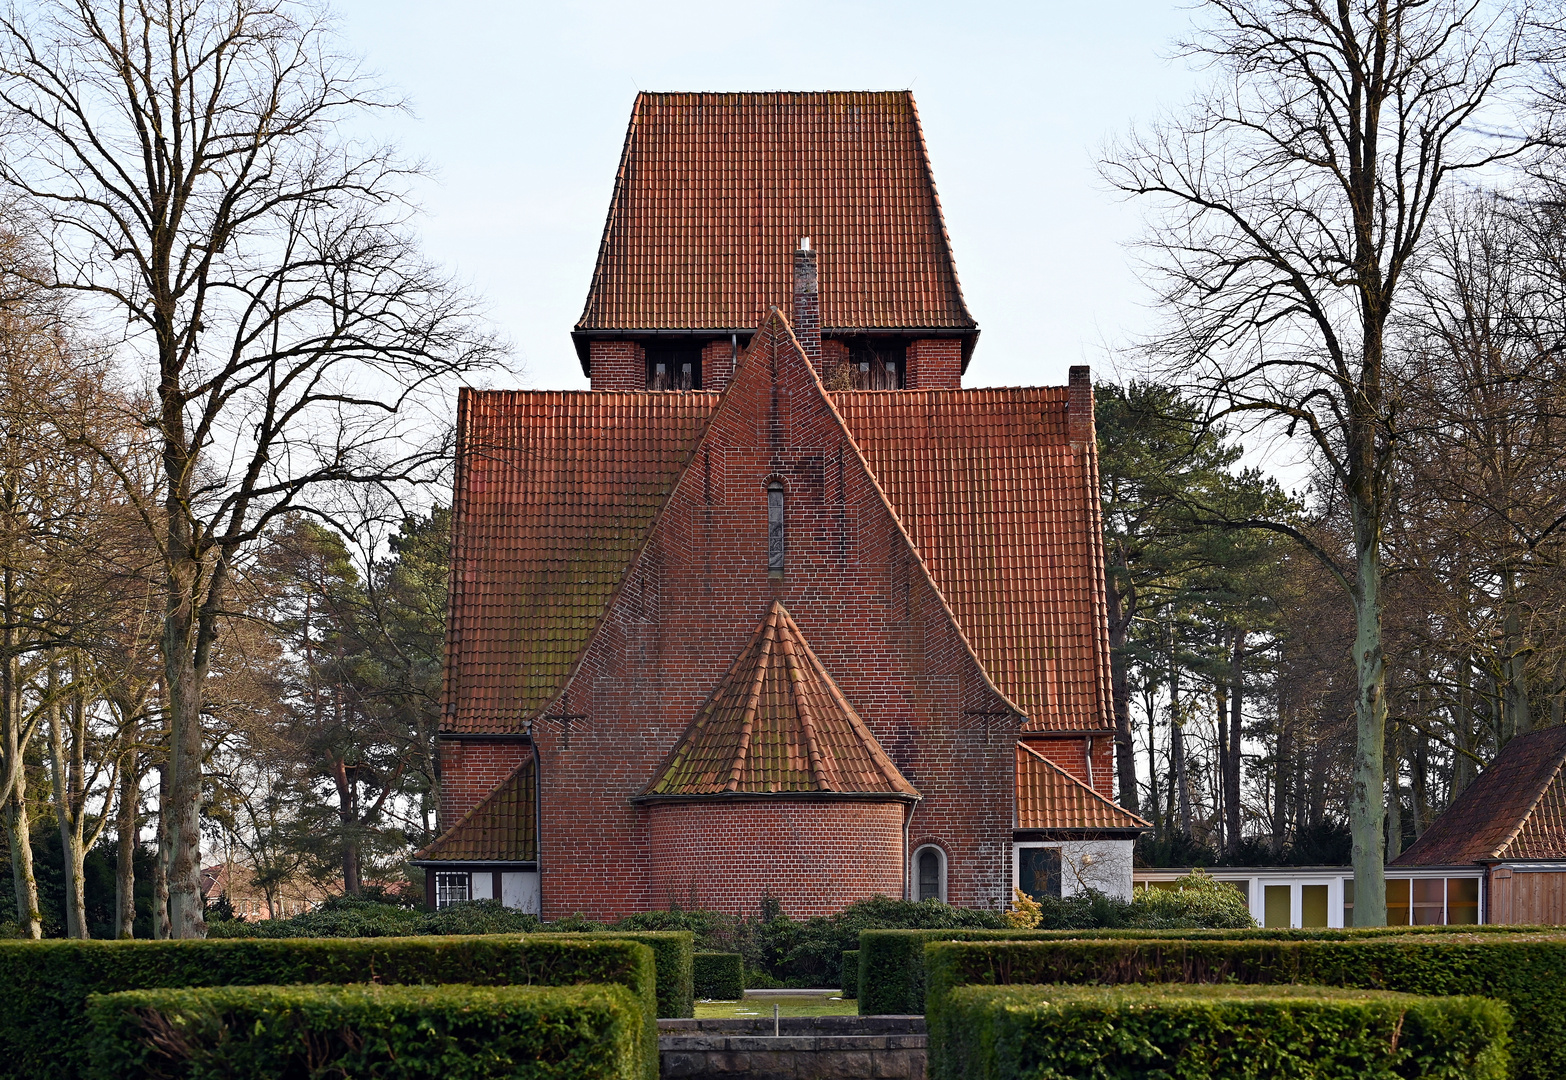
[727,606,777,792]
[776,606,833,791]
[1018,741,1152,829]
[1490,730,1566,859]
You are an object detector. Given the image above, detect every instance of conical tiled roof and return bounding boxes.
[642,601,919,799]
[414,759,537,863]
[1015,742,1150,832]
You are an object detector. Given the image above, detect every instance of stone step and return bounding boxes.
[659,1017,926,1080]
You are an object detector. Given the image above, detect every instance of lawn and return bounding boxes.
[694,993,857,1018]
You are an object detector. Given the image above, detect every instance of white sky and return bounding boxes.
[328,0,1202,391]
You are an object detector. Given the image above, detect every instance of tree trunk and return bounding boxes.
[162,564,208,939]
[1501,572,1532,744]
[1453,655,1477,797]
[1385,720,1403,863]
[1214,682,1229,851]
[47,661,88,938]
[1169,649,1192,837]
[1350,492,1387,925]
[1145,683,1163,838]
[114,756,138,938]
[1106,558,1140,813]
[4,767,40,938]
[1226,631,1245,855]
[152,762,170,940]
[1273,708,1291,854]
[1412,727,1428,840]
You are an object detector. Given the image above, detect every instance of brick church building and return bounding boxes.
[413,91,1147,918]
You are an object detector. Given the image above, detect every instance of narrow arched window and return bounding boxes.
[914,845,946,902]
[767,480,785,574]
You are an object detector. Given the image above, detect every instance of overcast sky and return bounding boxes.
[327,0,1203,391]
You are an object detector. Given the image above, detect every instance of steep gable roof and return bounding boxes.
[574,91,975,366]
[834,389,1111,729]
[1394,726,1566,865]
[1016,742,1150,832]
[642,601,918,799]
[414,758,537,863]
[443,390,718,732]
[442,314,1106,737]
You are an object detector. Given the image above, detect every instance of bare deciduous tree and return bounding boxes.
[0,0,499,937]
[1105,0,1559,923]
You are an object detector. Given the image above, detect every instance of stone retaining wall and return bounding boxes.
[658,1017,926,1080]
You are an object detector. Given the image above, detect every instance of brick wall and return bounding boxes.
[702,340,735,393]
[528,312,1026,920]
[792,245,821,371]
[589,340,646,391]
[644,800,905,916]
[905,339,962,390]
[1068,365,1093,444]
[438,739,532,828]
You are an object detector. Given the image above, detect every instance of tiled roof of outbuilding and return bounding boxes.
[833,389,1111,729]
[1394,726,1566,865]
[1015,742,1150,831]
[642,601,918,799]
[414,758,537,863]
[575,91,974,349]
[443,390,718,732]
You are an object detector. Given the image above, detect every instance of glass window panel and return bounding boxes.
[1412,878,1444,925]
[1225,880,1249,905]
[1343,879,1354,924]
[1264,885,1292,928]
[1301,885,1330,928]
[1447,878,1480,925]
[1387,878,1411,926]
[918,850,941,902]
[1019,848,1062,900]
[435,872,469,910]
[767,483,785,572]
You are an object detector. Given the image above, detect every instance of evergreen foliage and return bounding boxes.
[692,953,744,1000]
[86,982,644,1080]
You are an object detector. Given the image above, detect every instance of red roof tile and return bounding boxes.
[1394,727,1566,865]
[643,601,919,799]
[443,389,718,732]
[415,758,537,862]
[1015,742,1150,831]
[834,389,1112,729]
[575,92,975,350]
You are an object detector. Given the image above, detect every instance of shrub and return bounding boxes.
[932,983,1509,1080]
[1128,869,1256,929]
[0,934,658,1080]
[693,952,744,1000]
[86,982,645,1080]
[577,931,694,1020]
[841,949,859,998]
[919,935,1566,1080]
[205,896,543,938]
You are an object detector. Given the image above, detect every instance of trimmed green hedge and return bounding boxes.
[842,949,859,999]
[857,924,1553,1017]
[932,983,1509,1080]
[86,982,644,1080]
[0,935,658,1080]
[921,936,1566,1080]
[693,952,744,1000]
[577,931,694,1018]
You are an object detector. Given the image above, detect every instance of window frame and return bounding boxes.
[912,844,947,903]
[434,871,471,909]
[766,479,786,575]
[1013,843,1063,901]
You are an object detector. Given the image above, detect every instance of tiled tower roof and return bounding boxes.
[1394,726,1566,865]
[641,601,919,800]
[1015,742,1150,832]
[415,758,537,863]
[574,91,976,369]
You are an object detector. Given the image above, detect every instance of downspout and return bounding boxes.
[532,723,543,915]
[903,801,915,901]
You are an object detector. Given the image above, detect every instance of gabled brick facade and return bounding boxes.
[418,91,1144,919]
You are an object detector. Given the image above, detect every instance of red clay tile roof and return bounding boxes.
[443,389,718,732]
[834,389,1112,730]
[1015,742,1150,831]
[415,758,537,863]
[642,601,919,799]
[575,91,975,355]
[1394,726,1566,865]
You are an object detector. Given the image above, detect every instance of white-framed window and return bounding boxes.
[913,845,947,902]
[435,871,470,909]
[1014,844,1062,900]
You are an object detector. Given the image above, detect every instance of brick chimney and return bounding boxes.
[1068,365,1094,447]
[792,237,821,371]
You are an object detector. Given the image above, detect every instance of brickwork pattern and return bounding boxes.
[792,247,821,371]
[645,800,905,916]
[703,340,736,393]
[589,340,647,391]
[438,740,531,828]
[904,339,962,390]
[530,313,1019,917]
